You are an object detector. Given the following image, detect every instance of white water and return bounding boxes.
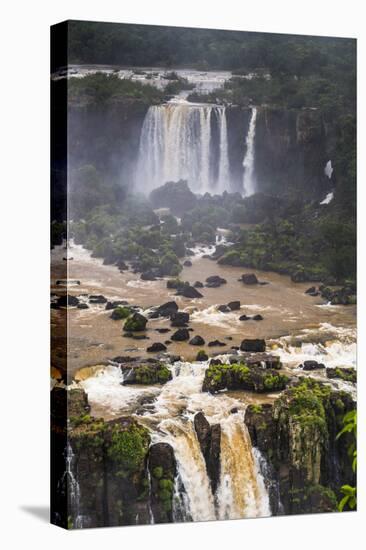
[320,191,334,205]
[242,107,257,196]
[80,359,271,522]
[324,160,333,179]
[136,103,231,195]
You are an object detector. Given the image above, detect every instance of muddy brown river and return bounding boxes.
[51,241,356,379]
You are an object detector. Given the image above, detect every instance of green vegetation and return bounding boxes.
[111,306,131,320]
[202,362,289,393]
[68,73,164,107]
[132,363,172,385]
[107,421,150,473]
[337,410,357,511]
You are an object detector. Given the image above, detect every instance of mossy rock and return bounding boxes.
[202,363,289,393]
[123,312,147,332]
[121,362,172,385]
[111,306,131,320]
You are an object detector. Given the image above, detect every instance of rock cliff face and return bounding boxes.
[68,98,149,184]
[51,388,176,529]
[245,378,356,515]
[254,107,333,199]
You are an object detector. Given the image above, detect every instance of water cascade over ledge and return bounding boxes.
[242,106,258,196]
[136,103,230,195]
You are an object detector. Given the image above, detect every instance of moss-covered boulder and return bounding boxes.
[123,312,147,332]
[110,306,131,320]
[202,363,289,393]
[326,367,357,383]
[121,362,172,385]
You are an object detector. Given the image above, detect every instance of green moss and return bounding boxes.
[107,422,149,472]
[250,404,263,414]
[134,363,172,385]
[112,306,131,320]
[152,466,163,479]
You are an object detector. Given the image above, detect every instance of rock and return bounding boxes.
[140,270,156,281]
[116,260,129,271]
[196,350,209,362]
[110,306,131,320]
[148,442,177,524]
[194,281,204,288]
[205,275,227,288]
[239,314,251,321]
[77,303,89,309]
[176,284,203,299]
[89,294,107,304]
[105,300,129,310]
[166,279,185,290]
[57,295,79,307]
[291,268,308,283]
[202,363,289,393]
[189,335,205,346]
[232,353,281,370]
[227,301,240,311]
[123,312,148,332]
[183,260,192,267]
[301,360,326,371]
[240,339,266,352]
[155,328,170,334]
[147,342,167,353]
[170,311,190,327]
[171,328,190,341]
[230,407,238,414]
[194,413,221,494]
[217,304,231,313]
[208,340,226,347]
[240,273,258,285]
[305,286,317,295]
[252,314,264,321]
[121,362,171,385]
[326,367,357,383]
[194,412,211,457]
[156,301,179,317]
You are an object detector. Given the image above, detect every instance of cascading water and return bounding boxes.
[84,360,272,523]
[216,415,271,520]
[242,107,257,196]
[136,103,230,195]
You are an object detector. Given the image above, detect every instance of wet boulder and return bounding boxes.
[183,260,192,267]
[301,360,326,371]
[202,363,289,393]
[170,311,190,327]
[166,279,186,290]
[252,314,264,321]
[205,275,227,288]
[147,342,167,353]
[194,281,204,288]
[121,362,171,385]
[227,301,241,311]
[156,301,179,317]
[240,273,258,285]
[89,294,107,304]
[217,304,231,313]
[326,367,357,383]
[140,270,156,281]
[208,340,226,347]
[196,350,209,362]
[110,306,131,320]
[105,300,129,310]
[171,328,190,341]
[123,312,148,332]
[240,339,266,352]
[239,314,251,321]
[176,284,203,299]
[77,303,89,309]
[189,335,205,346]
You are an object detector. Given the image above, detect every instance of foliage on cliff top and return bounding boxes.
[68,73,164,107]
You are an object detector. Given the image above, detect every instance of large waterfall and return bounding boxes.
[242,107,257,196]
[136,103,230,195]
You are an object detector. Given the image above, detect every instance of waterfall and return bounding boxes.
[60,442,84,528]
[83,361,273,523]
[136,103,230,195]
[216,108,230,193]
[242,107,257,196]
[216,414,271,520]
